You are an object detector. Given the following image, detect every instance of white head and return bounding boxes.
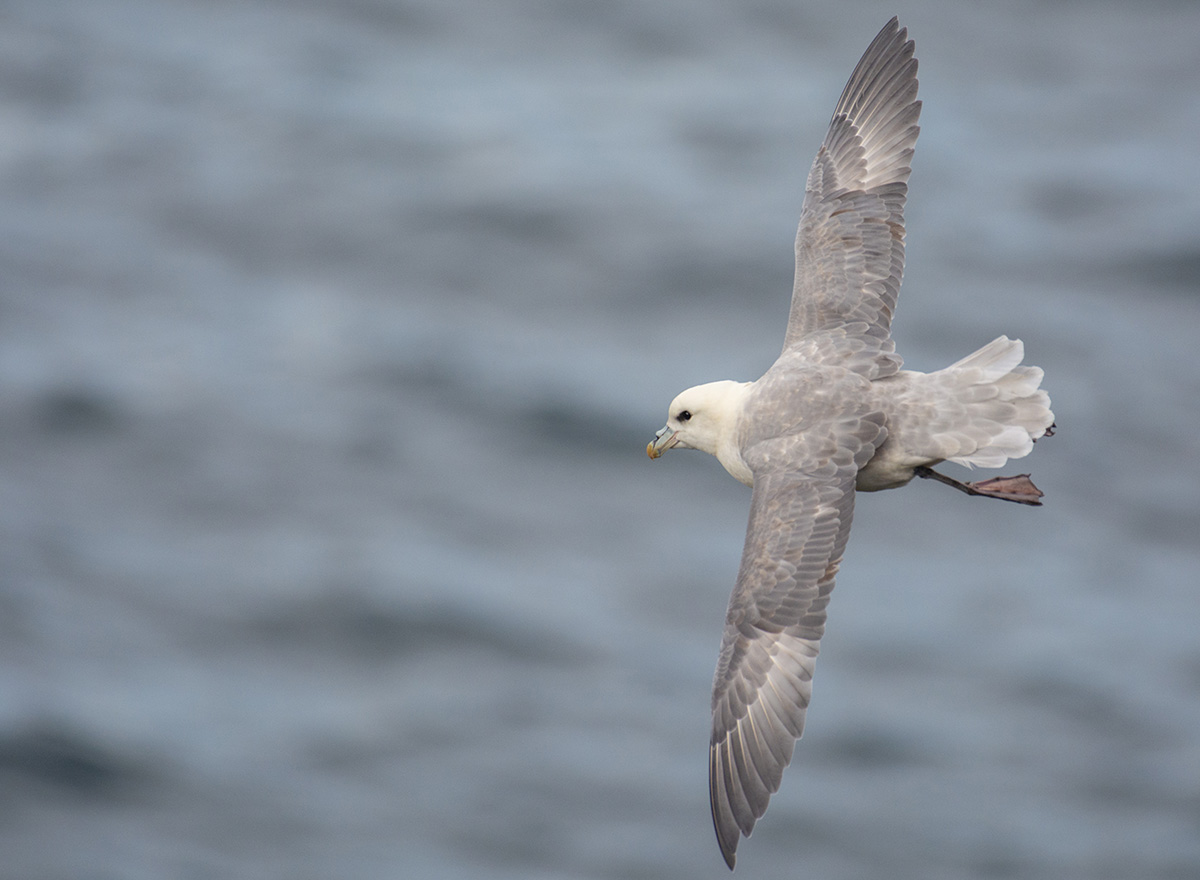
[646,380,749,460]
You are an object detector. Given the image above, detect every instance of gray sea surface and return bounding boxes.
[3,1,1199,877]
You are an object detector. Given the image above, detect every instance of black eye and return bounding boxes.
[677,410,692,422]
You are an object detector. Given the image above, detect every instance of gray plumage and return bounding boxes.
[646,18,1054,870]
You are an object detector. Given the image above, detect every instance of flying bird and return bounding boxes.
[646,18,1054,869]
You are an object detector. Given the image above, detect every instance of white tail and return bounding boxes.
[927,336,1053,469]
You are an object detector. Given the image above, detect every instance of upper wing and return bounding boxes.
[709,413,884,869]
[782,17,921,357]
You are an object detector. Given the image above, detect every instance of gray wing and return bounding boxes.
[782,17,921,359]
[709,414,884,869]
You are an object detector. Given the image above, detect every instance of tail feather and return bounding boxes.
[930,336,1053,469]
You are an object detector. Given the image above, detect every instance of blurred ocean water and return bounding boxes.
[2,1,1199,877]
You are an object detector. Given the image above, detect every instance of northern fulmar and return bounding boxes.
[646,18,1054,870]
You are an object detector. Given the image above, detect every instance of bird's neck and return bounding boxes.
[703,381,754,487]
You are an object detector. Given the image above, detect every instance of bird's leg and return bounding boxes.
[914,466,1044,506]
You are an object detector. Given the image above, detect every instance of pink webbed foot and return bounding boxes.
[914,466,1044,506]
[963,474,1044,505]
